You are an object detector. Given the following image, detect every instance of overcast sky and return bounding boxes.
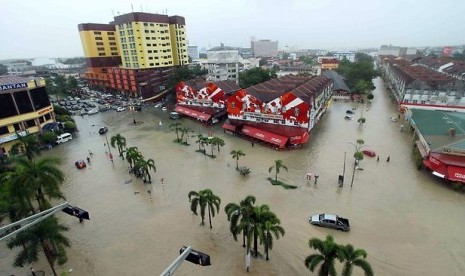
[1,0,463,59]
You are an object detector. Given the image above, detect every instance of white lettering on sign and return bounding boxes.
[0,82,28,91]
[454,173,465,179]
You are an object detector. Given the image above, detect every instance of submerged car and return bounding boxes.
[75,160,87,169]
[98,127,108,135]
[362,150,376,157]
[309,213,350,231]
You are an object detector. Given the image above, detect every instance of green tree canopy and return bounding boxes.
[0,63,8,75]
[337,53,378,94]
[239,67,276,88]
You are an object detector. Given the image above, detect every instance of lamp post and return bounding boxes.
[92,124,113,162]
[347,140,366,188]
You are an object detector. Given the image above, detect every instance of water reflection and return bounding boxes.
[1,78,465,275]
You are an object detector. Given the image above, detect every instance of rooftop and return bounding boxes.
[0,75,32,85]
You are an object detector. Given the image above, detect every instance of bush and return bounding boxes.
[40,131,57,143]
[64,121,76,131]
[238,166,251,175]
[53,105,71,116]
[56,115,74,123]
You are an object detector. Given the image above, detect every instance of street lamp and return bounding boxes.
[347,140,366,187]
[92,124,113,162]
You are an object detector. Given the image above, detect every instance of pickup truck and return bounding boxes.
[309,213,350,232]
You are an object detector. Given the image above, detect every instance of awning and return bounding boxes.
[241,125,288,148]
[447,166,465,183]
[174,106,212,122]
[423,159,447,179]
[289,132,309,145]
[222,123,236,132]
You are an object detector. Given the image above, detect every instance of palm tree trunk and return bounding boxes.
[254,232,258,257]
[42,241,58,276]
[242,230,246,247]
[265,243,269,261]
[236,158,239,170]
[208,205,212,229]
[275,170,278,182]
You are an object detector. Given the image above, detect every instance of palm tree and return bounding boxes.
[188,189,221,228]
[214,137,225,152]
[225,195,256,247]
[141,158,156,183]
[339,244,373,276]
[240,204,277,257]
[7,216,70,276]
[305,235,341,276]
[268,160,288,182]
[208,137,217,156]
[110,134,127,159]
[195,134,208,154]
[124,146,142,171]
[8,157,65,212]
[169,122,183,142]
[180,126,193,144]
[230,149,246,170]
[357,117,366,127]
[262,217,285,261]
[11,132,40,161]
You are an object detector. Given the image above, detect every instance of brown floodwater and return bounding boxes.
[2,77,465,276]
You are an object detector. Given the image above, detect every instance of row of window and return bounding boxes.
[144,29,169,34]
[142,22,168,27]
[98,52,118,56]
[94,31,114,35]
[0,114,53,135]
[95,36,115,41]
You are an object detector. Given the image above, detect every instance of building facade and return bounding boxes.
[174,79,241,124]
[0,76,55,155]
[224,75,333,148]
[78,12,189,99]
[251,39,278,57]
[379,55,465,110]
[207,45,240,83]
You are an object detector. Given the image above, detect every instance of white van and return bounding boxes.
[56,133,72,144]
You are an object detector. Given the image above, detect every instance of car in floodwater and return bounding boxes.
[309,213,350,231]
[75,160,87,169]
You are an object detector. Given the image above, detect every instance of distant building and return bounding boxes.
[78,12,189,100]
[334,51,355,62]
[207,44,239,83]
[188,46,199,61]
[320,58,339,70]
[0,76,55,155]
[322,70,351,100]
[251,39,278,57]
[379,45,417,57]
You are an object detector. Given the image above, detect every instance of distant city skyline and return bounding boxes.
[1,0,464,59]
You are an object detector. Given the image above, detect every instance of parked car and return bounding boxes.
[116,107,126,112]
[75,160,87,169]
[161,106,168,111]
[362,150,376,157]
[55,133,72,144]
[309,213,350,231]
[88,109,99,115]
[98,127,108,135]
[154,102,164,108]
[346,109,355,115]
[169,112,180,120]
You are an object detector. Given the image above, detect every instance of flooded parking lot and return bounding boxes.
[2,77,465,275]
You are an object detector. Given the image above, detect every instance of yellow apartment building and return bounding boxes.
[0,76,55,155]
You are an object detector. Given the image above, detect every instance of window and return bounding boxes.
[146,37,150,40]
[97,47,104,51]
[143,23,148,26]
[111,52,118,55]
[110,47,117,51]
[25,119,36,128]
[149,57,153,60]
[14,123,21,131]
[95,37,102,40]
[93,31,101,35]
[108,32,114,35]
[99,53,105,56]
[0,126,9,135]
[96,42,104,46]
[145,30,149,33]
[231,102,236,109]
[109,42,116,45]
[108,37,115,41]
[150,63,154,66]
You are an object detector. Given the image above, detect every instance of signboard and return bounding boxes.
[244,112,283,120]
[0,82,28,91]
[0,130,28,144]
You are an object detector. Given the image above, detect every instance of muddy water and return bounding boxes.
[2,77,465,276]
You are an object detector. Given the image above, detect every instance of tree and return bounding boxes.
[39,131,58,144]
[212,137,225,152]
[304,235,340,276]
[52,105,71,116]
[336,54,378,93]
[67,76,79,94]
[169,122,183,143]
[262,216,285,261]
[224,195,256,247]
[10,157,65,212]
[230,149,246,170]
[239,67,275,88]
[339,244,374,276]
[125,146,142,171]
[10,132,41,161]
[180,126,193,144]
[268,160,288,182]
[350,139,365,187]
[366,93,374,101]
[195,134,208,154]
[135,158,156,183]
[110,134,127,159]
[0,63,8,75]
[357,117,366,127]
[63,121,76,132]
[7,216,70,276]
[188,189,221,228]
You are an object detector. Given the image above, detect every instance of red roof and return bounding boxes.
[241,125,288,148]
[174,106,211,121]
[429,152,465,167]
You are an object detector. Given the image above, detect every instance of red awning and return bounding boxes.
[241,125,288,148]
[447,166,465,183]
[423,159,447,178]
[222,123,236,132]
[174,106,212,121]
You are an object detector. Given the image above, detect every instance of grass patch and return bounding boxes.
[267,177,297,189]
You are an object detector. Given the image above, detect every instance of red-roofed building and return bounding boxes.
[174,79,241,124]
[224,75,333,149]
[320,58,339,70]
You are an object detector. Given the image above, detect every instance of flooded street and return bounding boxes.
[2,77,465,275]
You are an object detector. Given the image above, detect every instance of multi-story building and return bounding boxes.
[333,51,355,62]
[174,79,241,124]
[251,39,278,57]
[207,44,239,84]
[78,12,189,99]
[78,23,122,89]
[0,76,55,155]
[223,75,333,149]
[188,45,199,61]
[379,55,465,109]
